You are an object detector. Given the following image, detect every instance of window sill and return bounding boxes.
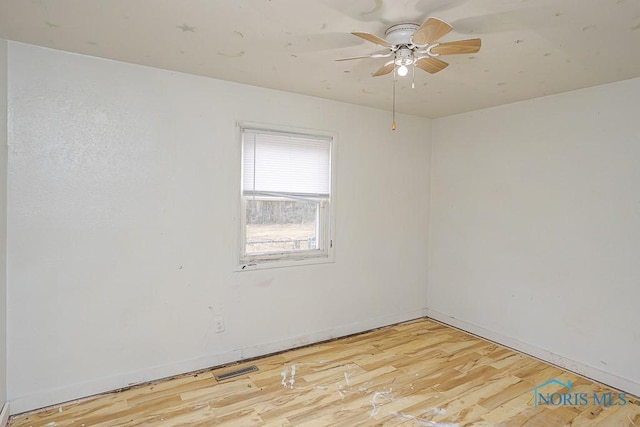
[234,254,335,272]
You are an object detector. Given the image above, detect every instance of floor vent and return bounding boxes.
[214,365,259,381]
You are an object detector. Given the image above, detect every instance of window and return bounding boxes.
[238,124,335,269]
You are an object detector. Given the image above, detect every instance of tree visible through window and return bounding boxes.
[239,125,333,266]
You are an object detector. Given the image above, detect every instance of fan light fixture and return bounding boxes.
[394,47,414,77]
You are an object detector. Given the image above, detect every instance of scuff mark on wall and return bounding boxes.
[253,278,273,288]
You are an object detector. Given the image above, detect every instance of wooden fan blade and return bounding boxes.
[352,32,392,47]
[415,57,449,74]
[370,51,392,58]
[412,17,453,45]
[431,38,481,55]
[373,61,395,77]
[336,49,391,61]
[336,56,372,61]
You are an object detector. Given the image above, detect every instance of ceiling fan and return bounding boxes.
[336,17,481,77]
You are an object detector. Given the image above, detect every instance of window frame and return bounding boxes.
[235,121,336,271]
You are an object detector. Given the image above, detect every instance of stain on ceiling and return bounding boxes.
[1,0,639,118]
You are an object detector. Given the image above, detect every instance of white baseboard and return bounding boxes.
[9,308,429,415]
[0,402,9,427]
[426,309,640,398]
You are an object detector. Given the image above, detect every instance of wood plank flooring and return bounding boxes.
[9,319,640,426]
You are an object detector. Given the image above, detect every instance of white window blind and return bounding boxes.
[242,129,331,198]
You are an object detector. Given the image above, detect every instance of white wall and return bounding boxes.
[6,42,431,413]
[0,39,8,411]
[429,77,640,396]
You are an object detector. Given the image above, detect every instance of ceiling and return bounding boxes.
[1,0,639,118]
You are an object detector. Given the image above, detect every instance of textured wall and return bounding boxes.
[6,42,431,412]
[0,38,8,408]
[429,77,640,396]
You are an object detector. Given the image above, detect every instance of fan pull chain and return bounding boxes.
[391,67,397,131]
[412,62,416,89]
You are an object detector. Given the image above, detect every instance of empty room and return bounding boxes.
[0,0,639,425]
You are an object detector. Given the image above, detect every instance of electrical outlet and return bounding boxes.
[214,317,225,333]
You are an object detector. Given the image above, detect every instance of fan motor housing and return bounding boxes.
[384,23,419,46]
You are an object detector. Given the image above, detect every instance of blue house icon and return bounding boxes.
[531,379,572,407]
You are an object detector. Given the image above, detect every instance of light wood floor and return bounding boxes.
[9,319,640,426]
